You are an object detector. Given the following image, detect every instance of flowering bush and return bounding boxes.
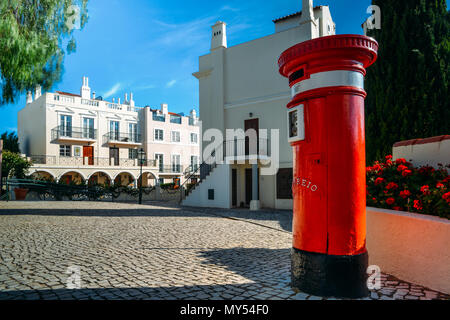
[367,155,450,219]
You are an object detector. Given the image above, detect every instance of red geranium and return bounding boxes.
[386,198,395,205]
[375,177,385,185]
[385,155,393,161]
[386,182,399,190]
[395,158,407,165]
[399,190,411,199]
[393,206,403,211]
[413,200,423,211]
[402,169,412,177]
[420,185,430,195]
[436,183,445,189]
[443,192,450,204]
[397,165,408,172]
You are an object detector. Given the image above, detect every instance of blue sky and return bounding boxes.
[0,0,441,132]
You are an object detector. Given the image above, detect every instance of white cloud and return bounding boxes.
[220,5,239,12]
[166,80,177,88]
[103,83,121,98]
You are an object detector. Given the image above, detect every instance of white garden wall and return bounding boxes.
[367,207,450,294]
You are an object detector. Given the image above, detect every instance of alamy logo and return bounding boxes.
[66,265,81,289]
[364,5,381,35]
[366,265,381,290]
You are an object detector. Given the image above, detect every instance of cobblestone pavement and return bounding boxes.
[0,201,448,300]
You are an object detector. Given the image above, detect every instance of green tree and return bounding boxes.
[1,150,31,179]
[0,0,89,106]
[365,0,450,163]
[1,131,20,153]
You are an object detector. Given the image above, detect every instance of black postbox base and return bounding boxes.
[291,247,369,298]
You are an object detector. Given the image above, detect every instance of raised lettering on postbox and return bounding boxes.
[292,177,318,192]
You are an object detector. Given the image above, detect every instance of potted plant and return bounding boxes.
[2,151,32,200]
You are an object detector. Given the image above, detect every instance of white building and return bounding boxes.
[183,0,335,209]
[18,77,200,187]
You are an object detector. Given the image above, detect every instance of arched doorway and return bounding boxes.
[59,171,85,185]
[114,172,135,187]
[31,171,55,182]
[138,172,157,187]
[88,172,112,186]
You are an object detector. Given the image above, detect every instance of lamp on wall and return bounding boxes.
[249,112,254,118]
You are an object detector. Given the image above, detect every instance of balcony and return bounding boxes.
[158,164,183,174]
[29,155,157,168]
[103,132,142,147]
[51,126,97,144]
[170,115,182,124]
[152,112,166,122]
[223,137,270,162]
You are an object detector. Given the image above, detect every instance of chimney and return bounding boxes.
[125,93,128,104]
[211,21,227,50]
[81,76,91,99]
[161,103,168,115]
[118,97,121,105]
[130,92,135,107]
[300,0,315,24]
[92,91,96,100]
[26,91,33,104]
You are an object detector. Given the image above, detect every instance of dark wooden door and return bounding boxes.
[109,147,119,166]
[245,119,259,155]
[232,169,237,207]
[83,146,94,165]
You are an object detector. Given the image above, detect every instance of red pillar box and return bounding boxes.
[278,35,378,298]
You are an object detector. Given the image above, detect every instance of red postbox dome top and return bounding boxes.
[278,34,378,79]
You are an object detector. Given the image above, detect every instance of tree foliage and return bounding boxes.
[1,150,31,179]
[1,130,20,153]
[365,0,450,163]
[0,0,89,106]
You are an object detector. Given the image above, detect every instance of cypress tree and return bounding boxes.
[365,0,450,163]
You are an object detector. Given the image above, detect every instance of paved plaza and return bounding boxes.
[0,201,448,300]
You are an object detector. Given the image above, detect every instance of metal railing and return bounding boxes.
[159,164,183,174]
[51,126,97,140]
[223,137,270,158]
[170,115,182,124]
[103,132,142,144]
[152,113,166,122]
[29,155,157,167]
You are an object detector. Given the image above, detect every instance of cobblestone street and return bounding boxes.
[0,201,448,300]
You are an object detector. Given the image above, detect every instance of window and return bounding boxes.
[155,154,164,172]
[171,131,180,143]
[129,123,138,142]
[109,121,120,140]
[60,145,71,157]
[129,149,138,159]
[170,115,182,124]
[190,133,198,144]
[83,118,94,139]
[154,129,164,141]
[60,115,72,137]
[152,112,165,122]
[171,154,180,172]
[190,155,198,172]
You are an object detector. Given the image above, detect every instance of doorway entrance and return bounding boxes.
[110,147,119,166]
[244,118,259,155]
[83,146,94,165]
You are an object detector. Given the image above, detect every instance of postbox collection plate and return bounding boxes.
[287,104,305,143]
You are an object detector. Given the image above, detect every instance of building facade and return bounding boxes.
[18,77,200,187]
[183,0,335,209]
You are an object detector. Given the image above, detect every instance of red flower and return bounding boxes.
[393,206,402,211]
[443,192,450,204]
[402,169,412,177]
[420,185,430,195]
[386,198,395,205]
[385,155,393,161]
[413,200,423,211]
[399,190,411,199]
[395,158,407,165]
[386,159,393,166]
[375,177,385,185]
[372,197,377,202]
[386,182,399,190]
[436,183,445,189]
[372,164,382,171]
[397,164,408,172]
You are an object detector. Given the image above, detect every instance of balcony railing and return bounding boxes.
[103,132,142,144]
[170,115,182,124]
[29,155,157,168]
[152,113,166,122]
[158,164,183,174]
[51,126,97,141]
[223,137,270,158]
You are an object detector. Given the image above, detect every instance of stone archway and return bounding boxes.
[138,172,157,187]
[114,172,136,187]
[59,171,86,185]
[31,170,55,182]
[88,171,112,186]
